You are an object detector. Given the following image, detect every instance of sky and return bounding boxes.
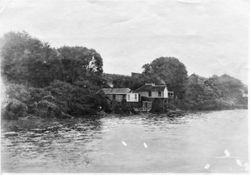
[0,0,249,83]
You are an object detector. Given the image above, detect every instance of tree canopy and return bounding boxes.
[181,74,247,110]
[1,32,104,88]
[1,32,108,119]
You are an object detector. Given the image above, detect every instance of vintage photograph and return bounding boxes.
[0,0,248,173]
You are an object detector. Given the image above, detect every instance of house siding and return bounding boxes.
[139,91,149,98]
[138,88,168,98]
[115,94,125,102]
[106,94,125,102]
[164,88,168,98]
[126,93,139,102]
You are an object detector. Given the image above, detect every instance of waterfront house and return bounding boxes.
[134,83,174,99]
[134,83,173,111]
[134,83,169,99]
[98,83,173,111]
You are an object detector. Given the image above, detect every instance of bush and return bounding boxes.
[46,80,110,117]
[36,100,61,118]
[180,74,248,110]
[5,83,31,103]
[2,99,28,119]
[90,93,112,113]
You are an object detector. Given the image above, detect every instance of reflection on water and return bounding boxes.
[1,110,248,173]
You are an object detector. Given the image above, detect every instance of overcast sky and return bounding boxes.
[0,0,248,83]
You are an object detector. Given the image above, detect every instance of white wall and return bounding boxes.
[126,93,139,102]
[138,87,168,98]
[151,91,159,98]
[164,87,168,98]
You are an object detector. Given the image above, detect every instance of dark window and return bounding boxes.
[149,91,151,97]
[112,94,115,100]
[135,94,137,100]
[168,91,174,97]
[122,94,126,99]
[158,91,162,97]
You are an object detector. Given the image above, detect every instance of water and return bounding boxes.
[1,110,248,173]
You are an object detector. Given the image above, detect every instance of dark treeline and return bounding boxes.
[1,32,111,119]
[1,32,248,120]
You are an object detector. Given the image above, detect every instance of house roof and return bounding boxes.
[134,84,167,92]
[101,88,131,94]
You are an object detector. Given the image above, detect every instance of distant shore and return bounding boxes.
[1,32,248,121]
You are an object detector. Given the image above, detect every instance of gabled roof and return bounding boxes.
[101,88,131,94]
[134,84,167,92]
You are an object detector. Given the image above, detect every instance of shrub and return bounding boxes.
[2,99,28,119]
[5,83,31,103]
[37,100,61,118]
[46,80,110,117]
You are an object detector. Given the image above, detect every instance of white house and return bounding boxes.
[134,83,169,99]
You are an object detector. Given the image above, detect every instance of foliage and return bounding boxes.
[0,32,104,88]
[1,32,109,119]
[103,73,152,90]
[0,32,60,87]
[37,100,61,118]
[181,74,247,110]
[46,80,110,117]
[4,83,31,103]
[2,99,28,120]
[58,46,103,83]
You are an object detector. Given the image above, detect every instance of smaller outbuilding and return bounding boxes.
[100,88,139,102]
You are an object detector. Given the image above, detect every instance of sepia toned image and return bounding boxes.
[0,0,248,173]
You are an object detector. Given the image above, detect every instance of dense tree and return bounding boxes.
[181,74,247,110]
[103,73,157,90]
[1,32,108,119]
[102,73,132,88]
[142,57,188,99]
[58,46,103,83]
[0,32,62,87]
[205,74,246,104]
[46,80,109,116]
[1,32,104,88]
[182,74,218,110]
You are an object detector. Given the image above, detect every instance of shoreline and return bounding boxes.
[1,108,248,133]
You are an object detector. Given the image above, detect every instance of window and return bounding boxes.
[112,94,115,100]
[128,94,130,101]
[168,91,174,98]
[122,94,126,99]
[135,94,137,100]
[148,91,151,97]
[158,91,162,97]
